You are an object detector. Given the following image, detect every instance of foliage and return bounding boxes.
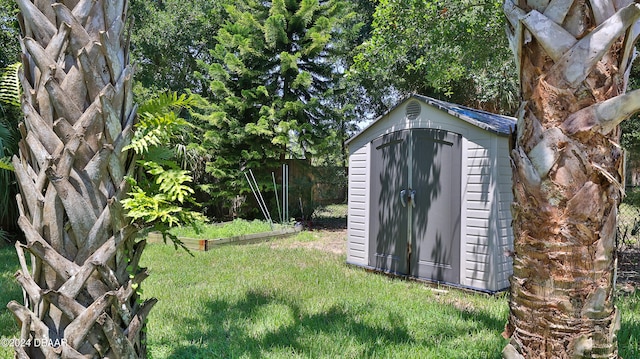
[121,91,206,248]
[126,92,199,154]
[198,0,357,212]
[0,63,20,108]
[0,0,19,68]
[0,63,20,234]
[621,61,640,159]
[129,0,228,95]
[349,0,518,115]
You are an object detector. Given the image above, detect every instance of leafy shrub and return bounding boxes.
[122,92,206,249]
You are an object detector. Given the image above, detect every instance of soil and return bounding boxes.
[270,212,348,255]
[275,228,347,255]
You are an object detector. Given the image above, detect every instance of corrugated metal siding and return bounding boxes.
[347,144,370,265]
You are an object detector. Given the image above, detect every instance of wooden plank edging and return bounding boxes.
[147,227,302,251]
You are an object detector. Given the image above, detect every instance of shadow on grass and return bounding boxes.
[0,245,21,338]
[167,289,506,359]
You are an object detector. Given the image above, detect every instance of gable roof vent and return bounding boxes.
[406,100,421,120]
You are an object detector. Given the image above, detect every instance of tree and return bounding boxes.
[128,0,227,95]
[200,0,354,214]
[502,1,640,357]
[0,0,19,68]
[7,1,152,357]
[350,0,518,115]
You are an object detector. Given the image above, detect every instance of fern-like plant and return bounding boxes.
[122,91,206,248]
[0,63,20,108]
[0,63,20,169]
[0,63,20,234]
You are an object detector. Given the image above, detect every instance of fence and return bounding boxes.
[618,187,640,249]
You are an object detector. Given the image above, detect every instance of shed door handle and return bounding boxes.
[409,190,416,208]
[400,190,407,207]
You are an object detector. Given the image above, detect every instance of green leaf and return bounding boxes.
[0,63,21,107]
[265,14,288,49]
[0,157,14,171]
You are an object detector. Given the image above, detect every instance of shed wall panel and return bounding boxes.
[460,132,495,290]
[347,144,370,266]
[494,138,514,290]
[466,243,491,255]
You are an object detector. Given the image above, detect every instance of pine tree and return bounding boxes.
[201,0,351,208]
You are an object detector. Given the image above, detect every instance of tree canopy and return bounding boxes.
[129,0,227,94]
[0,0,19,68]
[197,0,358,207]
[349,0,518,115]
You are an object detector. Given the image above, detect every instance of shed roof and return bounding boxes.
[346,94,517,145]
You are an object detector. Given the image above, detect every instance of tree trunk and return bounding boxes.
[8,1,154,357]
[502,1,640,358]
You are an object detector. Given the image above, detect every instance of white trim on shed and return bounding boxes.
[346,94,516,293]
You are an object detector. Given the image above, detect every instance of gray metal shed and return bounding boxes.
[346,94,516,293]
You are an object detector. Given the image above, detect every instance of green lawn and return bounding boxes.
[0,241,21,359]
[1,235,640,358]
[142,235,508,359]
[169,219,287,240]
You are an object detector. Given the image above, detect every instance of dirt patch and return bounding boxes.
[271,229,347,255]
[272,205,348,255]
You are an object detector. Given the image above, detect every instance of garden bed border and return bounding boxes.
[147,226,302,251]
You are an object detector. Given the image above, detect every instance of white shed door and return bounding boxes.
[369,129,461,283]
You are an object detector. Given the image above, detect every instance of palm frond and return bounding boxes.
[0,63,21,107]
[124,111,190,155]
[0,157,13,171]
[0,119,17,149]
[0,228,10,243]
[138,91,203,115]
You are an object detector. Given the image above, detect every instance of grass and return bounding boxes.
[142,240,508,359]
[1,235,640,358]
[0,241,21,359]
[169,219,286,239]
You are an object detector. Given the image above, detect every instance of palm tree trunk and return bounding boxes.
[502,1,640,358]
[8,0,154,357]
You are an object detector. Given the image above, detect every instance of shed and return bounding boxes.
[346,94,516,293]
